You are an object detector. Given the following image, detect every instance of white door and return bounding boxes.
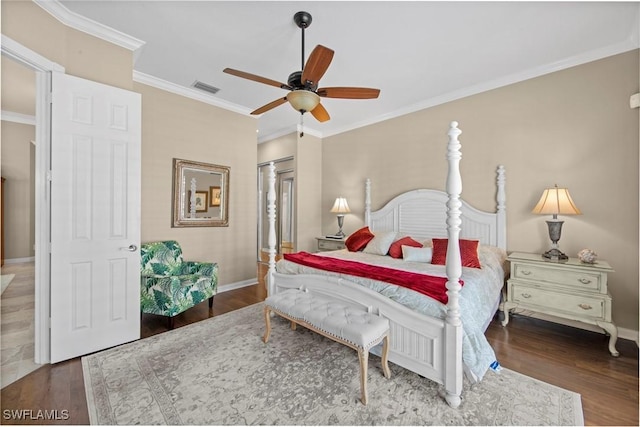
[50,72,141,363]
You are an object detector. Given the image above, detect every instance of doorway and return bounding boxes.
[0,53,39,387]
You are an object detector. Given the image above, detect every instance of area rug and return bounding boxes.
[1,274,15,295]
[82,303,584,426]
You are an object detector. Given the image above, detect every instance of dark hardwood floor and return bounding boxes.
[1,269,637,426]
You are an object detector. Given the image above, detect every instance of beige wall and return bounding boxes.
[0,121,35,260]
[322,50,639,331]
[2,0,259,286]
[135,83,257,285]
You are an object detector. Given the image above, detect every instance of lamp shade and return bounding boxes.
[532,185,582,216]
[330,197,351,214]
[286,90,320,113]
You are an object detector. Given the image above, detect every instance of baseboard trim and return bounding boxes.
[217,279,257,293]
[522,311,639,346]
[3,257,36,264]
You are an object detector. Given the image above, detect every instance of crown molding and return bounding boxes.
[258,123,322,144]
[323,40,639,139]
[133,71,253,116]
[1,110,36,126]
[34,0,145,54]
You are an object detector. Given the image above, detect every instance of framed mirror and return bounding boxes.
[172,158,230,227]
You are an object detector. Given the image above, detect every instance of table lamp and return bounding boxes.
[330,197,350,237]
[532,185,581,260]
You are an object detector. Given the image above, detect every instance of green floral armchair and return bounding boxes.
[140,240,218,328]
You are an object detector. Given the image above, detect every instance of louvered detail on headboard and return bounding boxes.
[365,165,506,250]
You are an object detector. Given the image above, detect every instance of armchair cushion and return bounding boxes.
[140,241,218,318]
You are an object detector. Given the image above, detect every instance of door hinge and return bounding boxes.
[46,170,52,182]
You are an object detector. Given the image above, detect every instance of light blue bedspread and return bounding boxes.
[276,246,506,381]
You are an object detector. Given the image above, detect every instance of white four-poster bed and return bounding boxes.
[264,121,507,408]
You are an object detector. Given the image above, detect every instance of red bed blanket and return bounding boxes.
[283,251,463,304]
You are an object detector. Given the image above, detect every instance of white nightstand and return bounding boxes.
[316,236,346,252]
[503,252,618,356]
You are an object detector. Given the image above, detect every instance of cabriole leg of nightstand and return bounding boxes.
[501,302,517,326]
[596,321,620,357]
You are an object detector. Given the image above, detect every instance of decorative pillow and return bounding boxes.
[431,238,482,268]
[345,227,375,252]
[388,236,423,258]
[363,231,397,255]
[402,246,433,263]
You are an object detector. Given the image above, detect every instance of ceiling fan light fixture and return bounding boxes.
[286,90,320,113]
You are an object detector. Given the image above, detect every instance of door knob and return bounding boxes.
[121,244,138,252]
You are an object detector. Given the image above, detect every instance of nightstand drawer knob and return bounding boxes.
[578,278,592,284]
[578,303,593,310]
[521,270,532,275]
[521,293,532,299]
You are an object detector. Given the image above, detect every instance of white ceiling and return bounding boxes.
[12,2,640,141]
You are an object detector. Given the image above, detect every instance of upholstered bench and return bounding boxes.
[263,289,391,405]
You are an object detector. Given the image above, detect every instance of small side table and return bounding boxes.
[316,236,346,252]
[503,252,618,356]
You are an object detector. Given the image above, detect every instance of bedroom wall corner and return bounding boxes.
[295,133,322,253]
[1,0,134,90]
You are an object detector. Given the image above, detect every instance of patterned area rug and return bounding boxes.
[82,303,584,425]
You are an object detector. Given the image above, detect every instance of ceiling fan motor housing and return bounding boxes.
[287,71,317,91]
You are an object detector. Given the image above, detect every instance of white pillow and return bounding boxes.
[362,231,397,255]
[402,245,433,263]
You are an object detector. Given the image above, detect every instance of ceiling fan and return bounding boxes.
[223,11,380,124]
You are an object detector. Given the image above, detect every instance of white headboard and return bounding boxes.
[365,166,506,249]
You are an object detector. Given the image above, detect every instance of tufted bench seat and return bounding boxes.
[263,289,391,405]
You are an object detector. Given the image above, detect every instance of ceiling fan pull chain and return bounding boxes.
[299,113,304,137]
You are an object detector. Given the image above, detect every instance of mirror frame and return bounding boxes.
[172,158,230,227]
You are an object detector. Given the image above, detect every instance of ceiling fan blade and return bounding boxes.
[310,103,330,122]
[301,45,334,86]
[223,68,291,90]
[317,87,381,99]
[251,97,288,115]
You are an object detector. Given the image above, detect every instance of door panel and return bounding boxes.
[50,72,141,363]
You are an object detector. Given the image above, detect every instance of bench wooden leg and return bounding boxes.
[357,348,368,405]
[290,321,297,331]
[381,335,391,379]
[263,306,272,343]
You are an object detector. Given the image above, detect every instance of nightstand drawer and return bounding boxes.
[510,283,608,320]
[512,262,603,292]
[317,239,345,251]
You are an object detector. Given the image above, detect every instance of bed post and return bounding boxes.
[364,178,371,227]
[444,121,463,408]
[266,162,277,297]
[496,165,507,250]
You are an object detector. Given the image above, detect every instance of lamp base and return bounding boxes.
[542,248,568,261]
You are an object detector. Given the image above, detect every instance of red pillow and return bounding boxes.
[388,236,423,258]
[431,238,481,268]
[345,227,375,252]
